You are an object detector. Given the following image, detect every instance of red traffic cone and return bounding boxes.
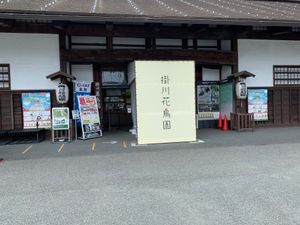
[217,113,223,129]
[222,114,228,131]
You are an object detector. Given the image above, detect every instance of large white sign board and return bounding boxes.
[134,61,196,145]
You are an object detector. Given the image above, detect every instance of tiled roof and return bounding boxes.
[0,0,300,25]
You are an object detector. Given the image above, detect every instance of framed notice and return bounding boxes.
[102,71,126,86]
[52,107,69,130]
[248,89,268,121]
[78,96,102,139]
[22,92,51,129]
[197,84,220,120]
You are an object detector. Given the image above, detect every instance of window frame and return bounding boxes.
[273,65,300,86]
[0,64,11,90]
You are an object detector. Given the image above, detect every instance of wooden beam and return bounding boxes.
[2,20,300,41]
[61,49,237,65]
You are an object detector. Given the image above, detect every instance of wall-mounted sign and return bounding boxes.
[22,92,51,129]
[56,83,69,104]
[78,96,102,139]
[248,89,268,121]
[102,71,126,86]
[197,83,220,120]
[74,81,91,93]
[52,107,69,130]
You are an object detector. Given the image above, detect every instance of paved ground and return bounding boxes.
[1,128,300,225]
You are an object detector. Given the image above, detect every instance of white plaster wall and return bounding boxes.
[0,33,60,90]
[71,64,94,82]
[221,40,231,51]
[202,67,220,81]
[238,39,300,87]
[221,66,232,80]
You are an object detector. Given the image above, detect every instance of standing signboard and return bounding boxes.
[132,61,196,145]
[77,96,102,139]
[22,92,51,129]
[248,89,268,121]
[52,107,69,130]
[73,81,92,126]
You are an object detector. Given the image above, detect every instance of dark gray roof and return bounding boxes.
[0,0,300,25]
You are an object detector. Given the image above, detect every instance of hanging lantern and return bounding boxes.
[236,81,247,99]
[56,83,69,104]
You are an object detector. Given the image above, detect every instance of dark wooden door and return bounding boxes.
[290,89,299,124]
[0,93,23,130]
[0,94,13,130]
[271,88,300,126]
[273,89,282,125]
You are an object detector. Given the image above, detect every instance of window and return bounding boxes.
[274,65,300,86]
[0,64,10,90]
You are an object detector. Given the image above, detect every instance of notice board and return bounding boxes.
[197,83,220,120]
[22,92,51,129]
[248,89,268,121]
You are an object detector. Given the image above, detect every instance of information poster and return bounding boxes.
[52,107,69,130]
[248,89,268,121]
[73,81,92,126]
[220,82,233,119]
[197,84,220,120]
[22,92,51,129]
[78,96,102,139]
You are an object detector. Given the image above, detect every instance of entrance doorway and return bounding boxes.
[99,69,132,131]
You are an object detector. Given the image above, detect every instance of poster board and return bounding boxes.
[134,61,196,145]
[78,96,102,139]
[197,83,220,120]
[22,92,51,129]
[220,82,233,119]
[248,89,268,121]
[52,107,69,130]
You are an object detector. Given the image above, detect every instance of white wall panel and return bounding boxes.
[239,39,300,87]
[202,67,220,81]
[0,33,60,90]
[71,64,94,82]
[221,66,232,80]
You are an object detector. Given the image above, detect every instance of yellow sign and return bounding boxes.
[134,61,196,145]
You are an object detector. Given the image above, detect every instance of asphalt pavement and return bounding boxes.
[1,128,300,225]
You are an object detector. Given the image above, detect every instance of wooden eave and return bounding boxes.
[231,71,256,79]
[46,71,75,81]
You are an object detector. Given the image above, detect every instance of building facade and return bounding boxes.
[1,0,300,132]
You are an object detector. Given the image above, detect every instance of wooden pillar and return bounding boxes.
[59,32,67,72]
[145,38,152,49]
[193,38,198,50]
[106,23,113,50]
[182,38,188,49]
